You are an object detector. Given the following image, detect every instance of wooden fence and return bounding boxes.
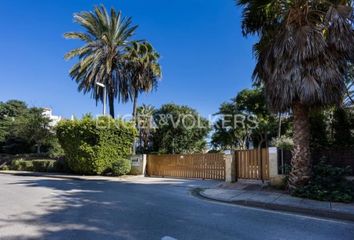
[235,148,270,180]
[147,153,225,180]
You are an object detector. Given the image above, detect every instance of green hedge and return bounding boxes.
[10,159,58,172]
[11,159,34,171]
[56,116,136,175]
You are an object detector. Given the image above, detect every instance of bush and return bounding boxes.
[56,116,136,175]
[293,159,354,203]
[110,158,131,176]
[10,159,59,172]
[11,159,33,171]
[272,136,294,150]
[0,165,9,170]
[32,160,57,172]
[48,138,65,159]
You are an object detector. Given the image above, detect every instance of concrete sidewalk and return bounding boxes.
[198,186,354,222]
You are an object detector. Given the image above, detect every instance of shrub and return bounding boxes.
[272,136,294,150]
[48,138,65,159]
[32,160,56,172]
[0,165,9,170]
[110,158,131,176]
[11,159,59,172]
[11,159,33,171]
[293,159,354,203]
[56,116,136,175]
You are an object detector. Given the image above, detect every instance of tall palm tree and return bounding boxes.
[64,5,137,118]
[124,41,161,120]
[237,0,354,191]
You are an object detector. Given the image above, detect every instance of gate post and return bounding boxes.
[130,154,147,176]
[268,147,285,186]
[224,151,236,183]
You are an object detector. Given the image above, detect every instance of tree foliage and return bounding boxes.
[238,0,354,111]
[309,107,354,149]
[12,108,54,154]
[124,41,161,119]
[152,104,210,154]
[0,100,28,142]
[64,5,138,117]
[0,100,54,154]
[211,88,280,150]
[237,0,354,191]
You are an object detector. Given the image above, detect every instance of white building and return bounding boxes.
[42,108,62,127]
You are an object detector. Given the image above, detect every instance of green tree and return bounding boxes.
[124,41,161,120]
[211,102,251,150]
[13,108,53,154]
[237,0,354,191]
[0,100,28,149]
[0,100,27,118]
[0,100,28,152]
[211,88,278,150]
[64,5,137,118]
[211,118,237,151]
[152,104,210,154]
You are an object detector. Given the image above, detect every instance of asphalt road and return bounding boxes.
[0,174,353,240]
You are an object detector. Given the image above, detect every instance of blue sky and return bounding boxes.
[0,0,256,118]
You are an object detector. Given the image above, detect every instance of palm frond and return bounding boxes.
[239,0,354,112]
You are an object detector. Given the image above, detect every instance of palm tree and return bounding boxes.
[64,5,137,118]
[124,41,161,120]
[237,0,354,191]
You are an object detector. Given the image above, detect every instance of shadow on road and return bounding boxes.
[0,177,216,240]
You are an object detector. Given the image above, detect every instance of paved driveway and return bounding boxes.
[0,174,353,240]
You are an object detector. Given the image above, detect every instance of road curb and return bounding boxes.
[195,188,354,222]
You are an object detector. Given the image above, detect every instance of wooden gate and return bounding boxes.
[147,153,225,180]
[235,148,269,180]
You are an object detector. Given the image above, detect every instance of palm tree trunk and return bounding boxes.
[132,90,139,120]
[108,92,115,118]
[288,102,311,192]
